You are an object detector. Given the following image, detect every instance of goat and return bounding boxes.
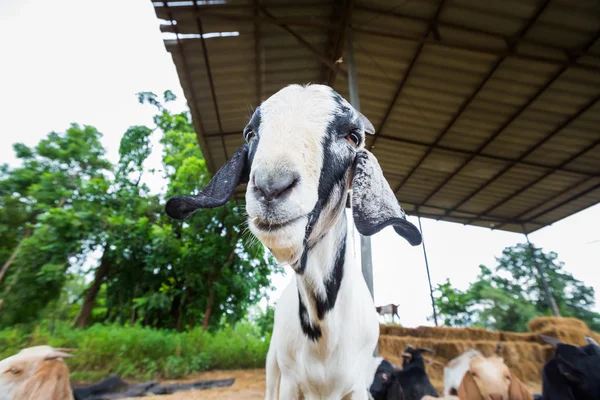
[388,345,437,400]
[443,348,483,396]
[165,84,422,399]
[457,354,532,400]
[376,303,400,323]
[539,334,600,400]
[367,357,404,400]
[0,346,75,400]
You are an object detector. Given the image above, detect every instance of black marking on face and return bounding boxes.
[315,232,346,320]
[298,291,322,341]
[244,108,261,168]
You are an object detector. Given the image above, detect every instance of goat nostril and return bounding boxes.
[254,172,298,203]
[489,395,504,400]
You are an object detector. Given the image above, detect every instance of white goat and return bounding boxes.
[0,345,75,400]
[443,348,483,396]
[165,84,422,399]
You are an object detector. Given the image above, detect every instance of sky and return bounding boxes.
[1,0,599,328]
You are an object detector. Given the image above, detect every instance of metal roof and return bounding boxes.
[151,0,600,234]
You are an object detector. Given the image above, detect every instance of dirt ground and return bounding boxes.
[123,369,266,399]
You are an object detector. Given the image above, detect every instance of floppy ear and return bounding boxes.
[165,144,250,220]
[457,372,484,400]
[508,372,533,400]
[359,112,375,135]
[416,348,434,354]
[351,150,422,246]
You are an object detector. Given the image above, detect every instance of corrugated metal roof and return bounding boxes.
[151,0,600,234]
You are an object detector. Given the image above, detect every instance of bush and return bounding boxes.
[0,321,269,382]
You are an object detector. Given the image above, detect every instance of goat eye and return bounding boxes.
[244,130,256,143]
[9,368,20,374]
[345,132,360,147]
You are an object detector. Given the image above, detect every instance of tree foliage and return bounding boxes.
[0,91,279,330]
[435,243,600,332]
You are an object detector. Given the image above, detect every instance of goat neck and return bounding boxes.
[295,204,351,341]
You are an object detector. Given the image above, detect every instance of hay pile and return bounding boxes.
[378,317,599,394]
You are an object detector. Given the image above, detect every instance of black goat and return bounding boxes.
[540,334,600,400]
[369,358,404,400]
[394,345,438,400]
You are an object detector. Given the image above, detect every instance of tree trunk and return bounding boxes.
[524,235,561,317]
[202,289,215,332]
[176,289,189,331]
[73,250,111,328]
[0,230,32,286]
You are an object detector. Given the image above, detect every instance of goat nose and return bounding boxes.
[489,394,504,400]
[253,171,298,203]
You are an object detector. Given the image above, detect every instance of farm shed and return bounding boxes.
[150,0,600,319]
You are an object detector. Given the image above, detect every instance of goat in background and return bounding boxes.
[0,345,75,400]
[166,84,422,399]
[376,303,400,323]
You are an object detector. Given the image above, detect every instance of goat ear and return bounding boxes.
[457,372,484,400]
[359,112,375,135]
[416,348,434,354]
[539,334,563,349]
[165,144,250,220]
[508,372,533,400]
[585,336,599,347]
[351,150,422,246]
[45,350,74,360]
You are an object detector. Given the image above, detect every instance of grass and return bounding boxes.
[0,322,270,382]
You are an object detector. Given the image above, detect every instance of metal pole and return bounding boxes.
[418,215,438,326]
[347,25,377,356]
[346,27,374,299]
[522,225,561,316]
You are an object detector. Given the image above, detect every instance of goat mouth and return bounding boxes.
[250,215,304,231]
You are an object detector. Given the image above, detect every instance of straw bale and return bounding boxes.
[379,325,501,341]
[378,317,599,394]
[528,316,588,333]
[378,335,547,394]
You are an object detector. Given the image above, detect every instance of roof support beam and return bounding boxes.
[165,8,216,172]
[326,0,352,87]
[254,0,262,106]
[204,130,599,178]
[369,0,447,152]
[350,27,600,73]
[493,176,591,231]
[194,13,227,160]
[523,182,600,225]
[460,95,600,224]
[353,4,600,64]
[394,0,551,195]
[258,7,348,79]
[418,29,600,218]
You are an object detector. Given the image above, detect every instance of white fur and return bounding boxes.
[245,85,379,399]
[443,348,483,396]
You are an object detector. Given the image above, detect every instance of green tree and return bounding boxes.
[435,243,600,332]
[0,90,279,330]
[0,125,111,325]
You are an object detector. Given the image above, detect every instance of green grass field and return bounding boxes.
[0,322,270,382]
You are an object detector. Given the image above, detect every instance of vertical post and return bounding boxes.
[347,27,374,299]
[418,215,438,326]
[347,25,377,356]
[522,225,561,317]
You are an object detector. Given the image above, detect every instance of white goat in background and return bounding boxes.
[0,345,75,400]
[166,84,422,399]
